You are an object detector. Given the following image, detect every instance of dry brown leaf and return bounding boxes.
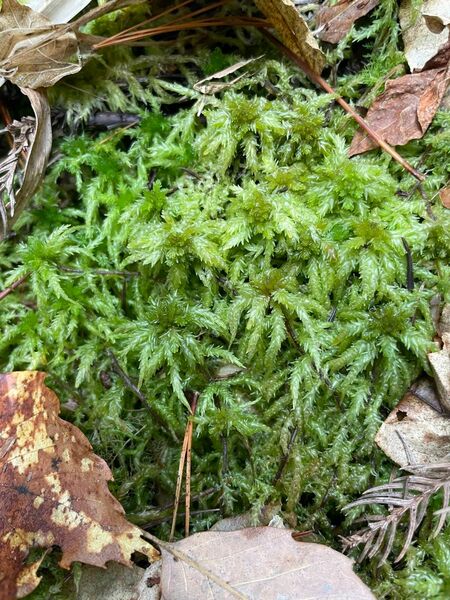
[400,0,450,72]
[0,371,158,600]
[375,379,450,467]
[349,67,449,155]
[428,334,450,412]
[254,0,325,74]
[0,87,52,239]
[317,0,380,44]
[160,527,375,600]
[439,186,450,208]
[0,0,82,88]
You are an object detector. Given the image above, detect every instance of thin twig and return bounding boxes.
[262,30,425,182]
[0,273,30,301]
[142,531,249,600]
[185,392,199,537]
[401,238,414,291]
[59,265,139,277]
[170,421,190,541]
[107,350,178,443]
[272,426,298,485]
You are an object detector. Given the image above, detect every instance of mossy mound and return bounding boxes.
[1,2,450,598]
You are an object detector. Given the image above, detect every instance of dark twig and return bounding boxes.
[0,273,30,301]
[107,350,178,442]
[401,238,414,291]
[272,426,299,485]
[262,30,425,182]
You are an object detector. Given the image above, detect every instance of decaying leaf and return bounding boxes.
[375,379,450,468]
[423,0,450,33]
[439,186,450,208]
[428,334,450,412]
[0,88,52,238]
[399,0,450,72]
[254,0,325,74]
[0,371,158,600]
[160,527,375,599]
[0,0,82,88]
[317,0,380,44]
[349,67,449,155]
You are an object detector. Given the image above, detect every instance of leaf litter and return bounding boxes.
[0,372,158,600]
[160,527,375,600]
[317,0,380,44]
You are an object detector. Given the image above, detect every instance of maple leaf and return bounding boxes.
[0,372,158,600]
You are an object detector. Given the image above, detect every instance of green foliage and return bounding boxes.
[1,7,449,597]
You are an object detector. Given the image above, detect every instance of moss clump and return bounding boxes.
[1,4,450,598]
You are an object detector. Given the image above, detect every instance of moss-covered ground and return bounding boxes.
[1,1,450,597]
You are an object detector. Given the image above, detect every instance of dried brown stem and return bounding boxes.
[0,273,30,301]
[262,30,425,182]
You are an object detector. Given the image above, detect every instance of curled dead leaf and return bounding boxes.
[254,0,325,74]
[349,67,449,155]
[0,372,158,600]
[317,0,380,44]
[0,0,82,89]
[160,527,375,599]
[0,87,52,238]
[400,0,450,72]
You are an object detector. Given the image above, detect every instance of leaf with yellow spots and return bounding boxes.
[0,371,159,600]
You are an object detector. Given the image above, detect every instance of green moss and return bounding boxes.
[1,4,449,598]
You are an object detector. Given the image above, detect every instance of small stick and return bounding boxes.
[59,265,138,277]
[142,531,249,600]
[169,420,191,541]
[107,350,178,442]
[185,392,199,537]
[0,273,30,301]
[272,426,298,485]
[262,30,425,182]
[401,238,414,291]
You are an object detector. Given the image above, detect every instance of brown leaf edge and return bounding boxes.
[342,462,450,565]
[317,0,380,45]
[0,88,52,240]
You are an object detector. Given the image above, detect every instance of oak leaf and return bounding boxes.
[0,371,158,600]
[254,0,325,74]
[317,0,380,44]
[349,67,449,155]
